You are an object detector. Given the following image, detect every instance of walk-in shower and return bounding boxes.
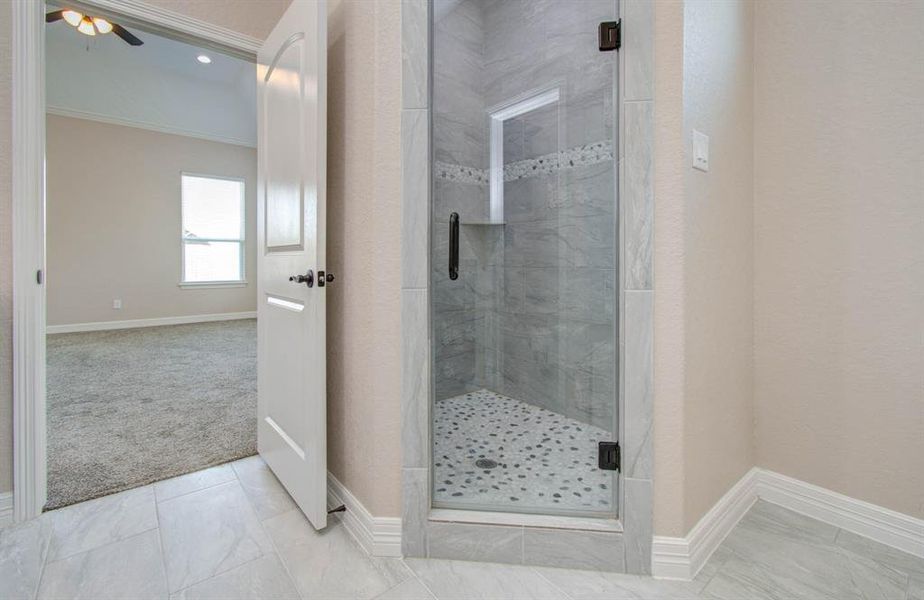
[431,0,619,518]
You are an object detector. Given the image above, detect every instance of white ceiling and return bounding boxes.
[46,15,256,146]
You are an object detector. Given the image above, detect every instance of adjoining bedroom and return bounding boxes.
[44,9,259,509]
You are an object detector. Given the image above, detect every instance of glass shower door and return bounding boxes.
[431,0,619,518]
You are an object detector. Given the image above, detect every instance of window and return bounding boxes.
[181,174,245,284]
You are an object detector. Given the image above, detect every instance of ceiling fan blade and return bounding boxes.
[45,10,66,23]
[112,23,144,46]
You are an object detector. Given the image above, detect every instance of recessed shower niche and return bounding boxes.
[430,0,619,518]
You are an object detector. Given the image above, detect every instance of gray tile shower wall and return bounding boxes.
[433,0,485,169]
[481,0,618,432]
[403,0,655,573]
[431,0,488,399]
[620,0,655,573]
[401,0,430,559]
[431,0,620,433]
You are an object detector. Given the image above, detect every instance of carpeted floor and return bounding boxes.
[46,319,257,509]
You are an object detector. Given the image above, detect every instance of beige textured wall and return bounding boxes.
[325,0,402,518]
[0,1,291,496]
[46,115,258,326]
[653,0,755,537]
[754,0,924,519]
[681,0,755,531]
[652,0,686,538]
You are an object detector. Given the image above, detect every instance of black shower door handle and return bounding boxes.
[449,212,459,280]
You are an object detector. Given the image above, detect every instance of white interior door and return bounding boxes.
[257,0,328,530]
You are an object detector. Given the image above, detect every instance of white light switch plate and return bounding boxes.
[692,129,709,172]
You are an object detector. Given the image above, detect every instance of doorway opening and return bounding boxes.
[14,0,330,532]
[43,5,259,508]
[429,0,620,519]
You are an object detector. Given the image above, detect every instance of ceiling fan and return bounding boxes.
[46,9,144,46]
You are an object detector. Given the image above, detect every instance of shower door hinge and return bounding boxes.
[599,20,621,52]
[598,441,620,471]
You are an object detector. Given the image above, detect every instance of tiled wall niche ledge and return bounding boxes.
[430,508,624,533]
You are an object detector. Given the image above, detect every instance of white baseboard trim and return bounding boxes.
[652,468,924,581]
[652,467,760,580]
[756,469,924,560]
[0,492,12,528]
[327,473,402,558]
[47,311,257,334]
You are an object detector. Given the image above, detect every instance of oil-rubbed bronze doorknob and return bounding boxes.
[289,270,314,287]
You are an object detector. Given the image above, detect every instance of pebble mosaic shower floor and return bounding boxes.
[432,389,615,513]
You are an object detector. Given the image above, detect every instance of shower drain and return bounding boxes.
[475,458,498,469]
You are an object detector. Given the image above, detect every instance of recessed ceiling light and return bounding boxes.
[197,55,212,64]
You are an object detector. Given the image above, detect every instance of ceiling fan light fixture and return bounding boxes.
[92,17,113,34]
[77,17,96,36]
[47,8,143,46]
[61,9,83,27]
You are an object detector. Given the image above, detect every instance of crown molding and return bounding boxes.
[47,106,257,148]
[63,0,261,60]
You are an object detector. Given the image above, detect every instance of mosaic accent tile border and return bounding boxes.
[506,141,614,181]
[435,141,614,186]
[434,161,490,185]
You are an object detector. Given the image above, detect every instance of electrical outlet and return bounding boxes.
[692,129,709,172]
[113,299,122,309]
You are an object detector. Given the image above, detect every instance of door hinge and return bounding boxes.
[599,20,621,52]
[36,269,44,285]
[598,441,620,471]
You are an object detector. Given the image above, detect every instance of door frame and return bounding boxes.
[11,0,261,523]
[399,0,655,573]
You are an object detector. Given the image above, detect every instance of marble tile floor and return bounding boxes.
[2,456,922,600]
[433,389,615,514]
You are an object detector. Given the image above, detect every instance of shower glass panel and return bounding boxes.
[431,0,619,518]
